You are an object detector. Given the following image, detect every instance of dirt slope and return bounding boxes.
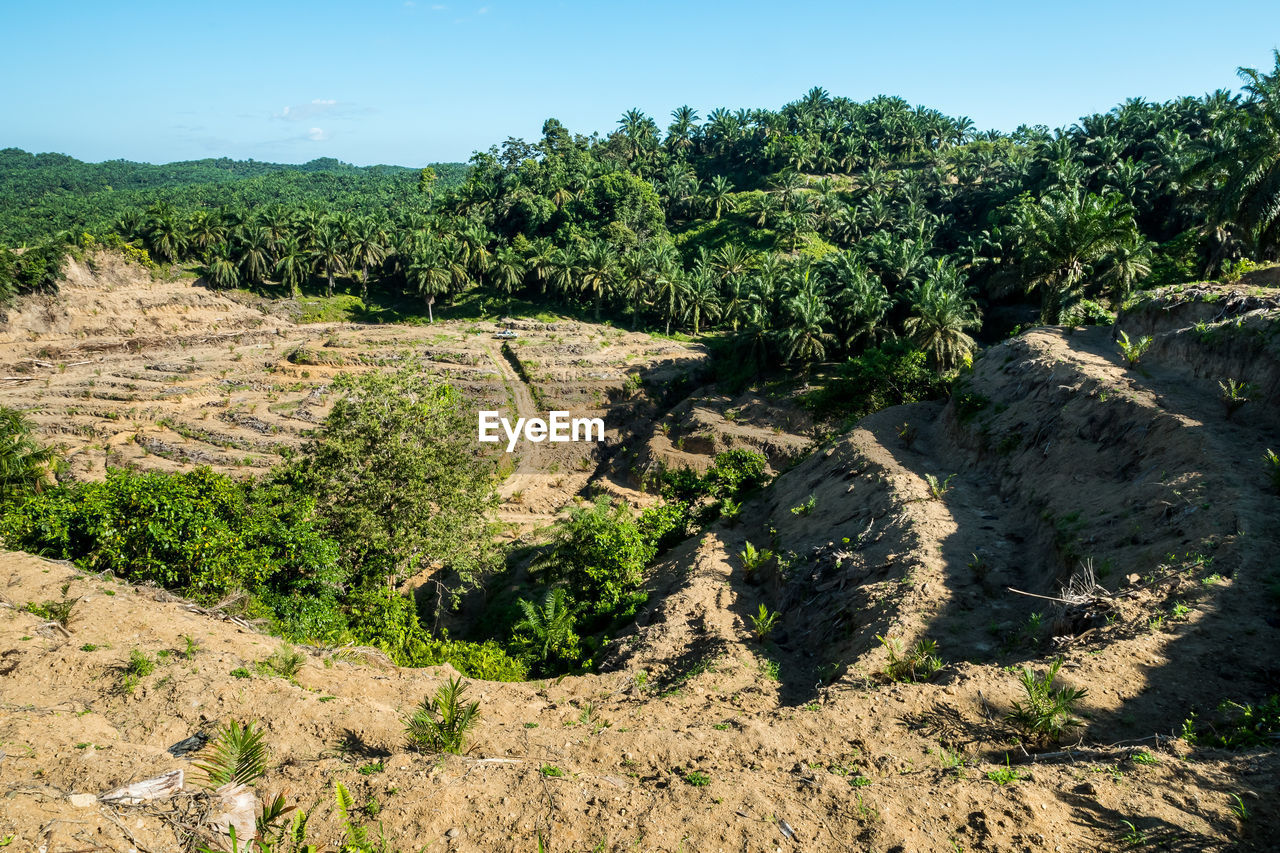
[1,266,1278,851]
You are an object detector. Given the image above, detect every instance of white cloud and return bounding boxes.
[274,99,345,121]
[307,127,329,142]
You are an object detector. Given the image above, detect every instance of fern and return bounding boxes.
[194,720,269,788]
[404,677,480,754]
[334,781,370,849]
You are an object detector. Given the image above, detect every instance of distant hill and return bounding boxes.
[0,148,468,244]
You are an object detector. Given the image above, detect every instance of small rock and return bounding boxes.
[69,793,98,808]
[445,828,460,839]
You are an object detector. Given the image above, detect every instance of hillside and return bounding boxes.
[1,259,1278,851]
[0,148,467,245]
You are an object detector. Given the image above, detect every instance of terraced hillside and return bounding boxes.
[1,265,1278,851]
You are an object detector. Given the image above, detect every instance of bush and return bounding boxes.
[540,498,654,629]
[0,468,346,636]
[345,584,527,680]
[703,449,768,498]
[637,500,691,552]
[1181,695,1280,749]
[802,342,948,420]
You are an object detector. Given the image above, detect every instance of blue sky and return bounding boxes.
[4,1,1279,167]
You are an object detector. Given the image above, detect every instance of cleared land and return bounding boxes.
[2,257,1279,851]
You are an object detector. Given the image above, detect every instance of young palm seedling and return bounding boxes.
[751,603,780,641]
[1218,378,1257,418]
[738,540,774,573]
[1007,658,1087,743]
[925,473,956,500]
[404,676,480,755]
[1116,330,1152,367]
[877,635,942,683]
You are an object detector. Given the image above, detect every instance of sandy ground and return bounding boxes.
[1,257,1278,851]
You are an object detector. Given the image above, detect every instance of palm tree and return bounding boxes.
[311,225,348,298]
[618,109,659,163]
[666,105,699,155]
[407,248,450,322]
[0,406,55,502]
[1012,189,1140,323]
[145,211,187,263]
[1192,51,1280,255]
[681,265,721,336]
[704,175,735,220]
[578,240,618,320]
[349,217,388,303]
[514,587,576,665]
[274,236,308,299]
[902,262,980,369]
[830,258,891,349]
[1100,241,1153,303]
[203,243,239,290]
[236,226,272,286]
[490,245,526,314]
[780,277,835,366]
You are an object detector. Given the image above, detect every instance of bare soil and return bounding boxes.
[1,259,1278,851]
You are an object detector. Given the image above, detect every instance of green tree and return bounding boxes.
[902,262,981,369]
[311,225,347,298]
[1012,189,1141,323]
[285,367,499,601]
[274,235,307,298]
[0,406,56,505]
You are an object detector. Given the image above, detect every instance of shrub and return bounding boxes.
[801,342,948,420]
[0,468,345,638]
[405,677,480,754]
[1181,695,1280,749]
[1006,658,1087,742]
[637,500,691,552]
[703,449,768,498]
[540,498,653,628]
[1267,449,1280,493]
